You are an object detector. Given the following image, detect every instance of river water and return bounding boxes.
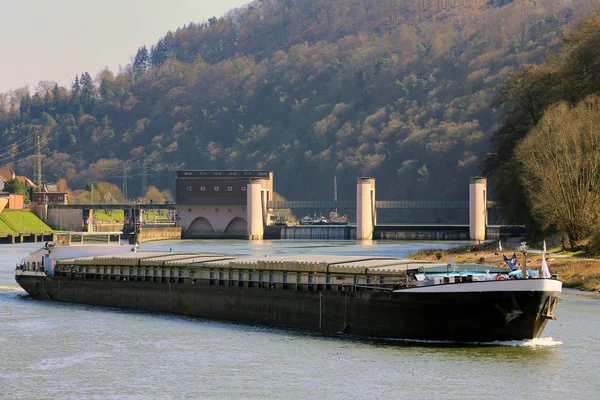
[1,240,599,399]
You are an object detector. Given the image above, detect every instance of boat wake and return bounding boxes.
[0,284,24,291]
[0,285,28,302]
[382,336,563,347]
[490,337,563,347]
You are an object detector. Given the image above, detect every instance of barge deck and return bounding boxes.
[16,250,561,341]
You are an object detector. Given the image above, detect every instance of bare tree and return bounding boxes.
[516,96,600,247]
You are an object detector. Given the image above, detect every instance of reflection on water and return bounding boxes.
[1,240,599,399]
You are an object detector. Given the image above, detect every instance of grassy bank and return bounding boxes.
[93,211,168,223]
[0,210,52,234]
[409,241,600,292]
[93,210,124,223]
[0,219,13,235]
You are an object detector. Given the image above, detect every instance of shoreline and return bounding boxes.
[408,242,600,292]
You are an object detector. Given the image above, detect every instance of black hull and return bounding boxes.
[16,276,559,341]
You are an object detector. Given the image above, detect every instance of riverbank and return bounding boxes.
[409,241,600,291]
[0,210,52,235]
[0,210,53,243]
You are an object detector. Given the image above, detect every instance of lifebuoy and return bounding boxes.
[496,274,507,280]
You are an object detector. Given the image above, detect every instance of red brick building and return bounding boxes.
[33,192,68,205]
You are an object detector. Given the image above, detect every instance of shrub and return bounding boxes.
[589,222,600,256]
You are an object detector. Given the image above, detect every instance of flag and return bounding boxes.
[503,253,517,271]
[541,251,551,279]
[499,240,502,251]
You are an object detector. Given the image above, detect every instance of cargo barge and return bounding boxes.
[15,233,561,341]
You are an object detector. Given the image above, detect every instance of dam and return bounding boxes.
[35,172,517,241]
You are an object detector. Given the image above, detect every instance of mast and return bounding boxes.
[35,130,42,189]
[142,156,148,199]
[122,161,129,202]
[334,176,338,212]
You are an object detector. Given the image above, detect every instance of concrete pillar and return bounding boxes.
[83,209,94,232]
[31,204,48,222]
[133,208,143,226]
[261,189,268,228]
[247,179,264,240]
[356,177,376,240]
[469,177,487,241]
[124,209,132,230]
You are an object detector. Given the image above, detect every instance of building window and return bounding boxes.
[186,186,192,192]
[214,186,219,191]
[200,186,206,191]
[241,186,247,192]
[228,186,233,191]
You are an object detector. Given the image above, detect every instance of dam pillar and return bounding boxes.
[356,177,376,240]
[31,204,49,222]
[133,208,143,226]
[469,177,487,241]
[83,209,94,232]
[247,179,264,240]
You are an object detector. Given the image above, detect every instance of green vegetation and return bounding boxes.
[92,210,168,223]
[93,210,124,223]
[0,219,14,234]
[1,0,595,208]
[484,11,600,248]
[3,178,30,201]
[144,212,168,222]
[0,210,52,234]
[2,0,600,241]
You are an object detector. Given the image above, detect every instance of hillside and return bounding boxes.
[1,0,598,209]
[483,10,600,242]
[0,210,52,234]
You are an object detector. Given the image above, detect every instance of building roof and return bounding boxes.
[0,167,15,182]
[16,176,37,189]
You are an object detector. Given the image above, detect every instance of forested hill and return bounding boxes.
[0,0,598,203]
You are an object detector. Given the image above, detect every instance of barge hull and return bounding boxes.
[17,276,559,342]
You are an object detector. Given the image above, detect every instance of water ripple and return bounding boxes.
[28,352,104,371]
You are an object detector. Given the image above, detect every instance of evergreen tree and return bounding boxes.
[133,46,150,79]
[3,178,30,200]
[30,93,43,119]
[72,75,81,97]
[80,72,96,112]
[99,78,114,101]
[151,36,171,67]
[52,83,60,104]
[19,92,31,118]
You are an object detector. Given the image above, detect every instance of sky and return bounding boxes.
[0,0,251,93]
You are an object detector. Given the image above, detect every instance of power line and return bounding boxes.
[0,144,37,164]
[0,137,33,159]
[89,153,148,178]
[0,134,33,153]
